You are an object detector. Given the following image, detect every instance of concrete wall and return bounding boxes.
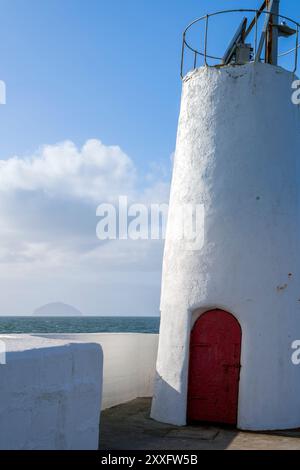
[151,63,300,430]
[0,335,103,450]
[38,333,159,409]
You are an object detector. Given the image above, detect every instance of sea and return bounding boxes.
[0,316,160,335]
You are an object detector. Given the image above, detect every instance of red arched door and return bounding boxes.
[187,309,242,425]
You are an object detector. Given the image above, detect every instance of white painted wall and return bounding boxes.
[0,335,103,450]
[38,333,159,409]
[151,63,300,430]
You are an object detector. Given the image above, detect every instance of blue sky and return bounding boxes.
[0,0,299,315]
[0,0,298,167]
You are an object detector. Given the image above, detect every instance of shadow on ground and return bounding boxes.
[99,398,300,450]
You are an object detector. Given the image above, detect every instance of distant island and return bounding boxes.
[33,302,83,317]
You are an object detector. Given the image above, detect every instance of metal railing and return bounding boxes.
[181,9,300,78]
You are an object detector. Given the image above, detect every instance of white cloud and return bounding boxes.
[0,139,136,201]
[0,139,171,315]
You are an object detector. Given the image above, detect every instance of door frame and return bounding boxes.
[187,308,242,425]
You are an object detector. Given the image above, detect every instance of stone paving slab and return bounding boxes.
[99,399,300,451]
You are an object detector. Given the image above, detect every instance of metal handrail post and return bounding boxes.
[204,15,209,66]
[294,27,299,73]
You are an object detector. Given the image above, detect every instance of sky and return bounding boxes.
[0,0,299,315]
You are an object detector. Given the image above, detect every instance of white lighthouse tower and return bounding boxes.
[151,1,300,431]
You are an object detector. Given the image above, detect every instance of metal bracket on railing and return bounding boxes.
[180,7,300,79]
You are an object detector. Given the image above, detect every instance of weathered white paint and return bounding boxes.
[151,63,300,430]
[38,333,159,409]
[0,335,103,450]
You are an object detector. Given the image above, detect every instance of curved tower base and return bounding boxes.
[151,63,300,431]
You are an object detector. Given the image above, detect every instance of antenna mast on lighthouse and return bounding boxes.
[222,0,296,66]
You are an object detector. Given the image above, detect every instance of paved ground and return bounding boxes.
[99,399,300,450]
